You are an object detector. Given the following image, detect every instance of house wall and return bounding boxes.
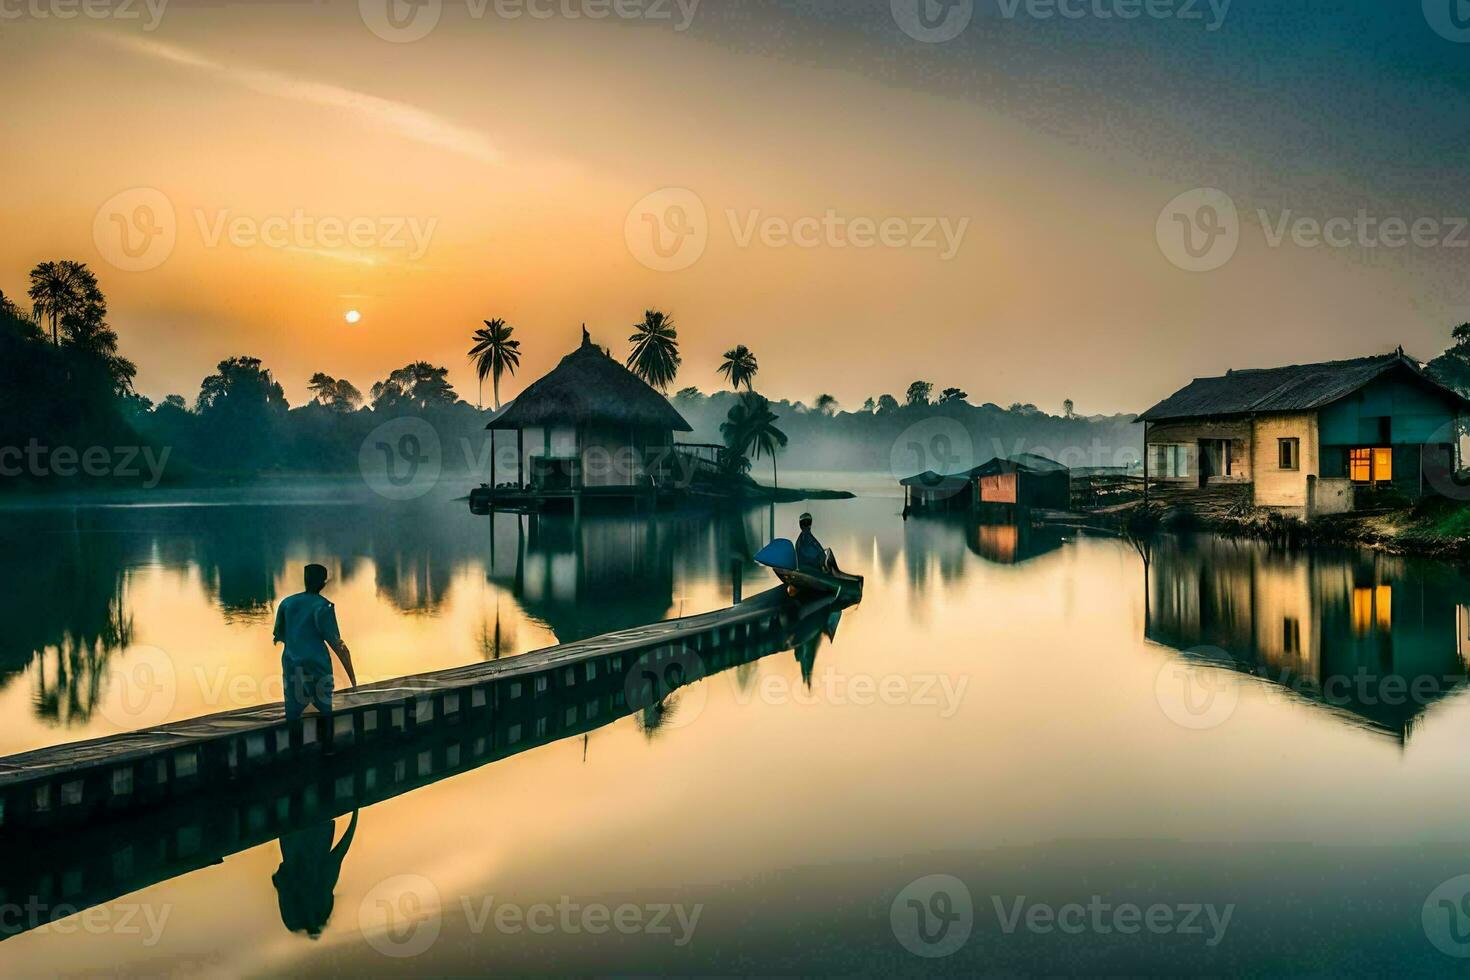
[581,424,653,488]
[1317,371,1460,445]
[1144,418,1252,483]
[519,425,579,482]
[1250,413,1318,509]
[978,473,1018,504]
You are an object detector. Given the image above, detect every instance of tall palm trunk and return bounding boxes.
[493,375,501,411]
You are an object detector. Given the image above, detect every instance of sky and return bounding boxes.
[2,0,1469,414]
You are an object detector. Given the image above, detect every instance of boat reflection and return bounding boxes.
[1146,535,1470,741]
[0,594,846,943]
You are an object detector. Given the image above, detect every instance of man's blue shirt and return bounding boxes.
[274,592,341,672]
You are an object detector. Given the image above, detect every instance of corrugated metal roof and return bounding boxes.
[1137,352,1468,423]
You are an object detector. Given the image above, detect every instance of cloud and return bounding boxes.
[105,34,501,165]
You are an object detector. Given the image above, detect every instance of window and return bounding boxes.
[1373,447,1393,482]
[1349,447,1394,484]
[1201,439,1233,477]
[1278,438,1299,470]
[1149,444,1190,479]
[1352,585,1392,635]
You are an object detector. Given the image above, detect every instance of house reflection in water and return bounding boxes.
[488,509,766,643]
[1146,535,1470,741]
[971,522,1066,566]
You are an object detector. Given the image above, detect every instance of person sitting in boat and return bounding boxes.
[796,512,838,573]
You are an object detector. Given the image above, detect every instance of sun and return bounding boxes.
[344,310,361,325]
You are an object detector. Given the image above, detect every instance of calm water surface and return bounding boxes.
[5,477,1470,975]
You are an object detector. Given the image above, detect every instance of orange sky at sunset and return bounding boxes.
[3,2,1466,414]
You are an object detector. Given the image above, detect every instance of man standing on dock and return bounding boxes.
[274,563,357,720]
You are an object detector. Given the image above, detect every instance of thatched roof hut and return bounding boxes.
[489,330,691,433]
[484,329,691,496]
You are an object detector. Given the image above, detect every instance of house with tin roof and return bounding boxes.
[1136,350,1470,515]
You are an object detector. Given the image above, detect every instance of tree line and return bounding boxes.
[2,260,1152,491]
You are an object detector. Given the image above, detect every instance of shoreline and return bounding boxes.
[1046,498,1470,561]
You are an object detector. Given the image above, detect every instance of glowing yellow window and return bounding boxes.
[1376,585,1392,630]
[1372,448,1393,482]
[1349,449,1371,482]
[1352,585,1392,634]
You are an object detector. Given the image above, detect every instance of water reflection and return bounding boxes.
[1146,535,1470,740]
[0,498,782,741]
[0,594,844,943]
[273,810,359,939]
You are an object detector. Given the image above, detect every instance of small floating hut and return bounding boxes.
[476,328,693,514]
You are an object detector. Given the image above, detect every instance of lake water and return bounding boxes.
[6,478,1470,975]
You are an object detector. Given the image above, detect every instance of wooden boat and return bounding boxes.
[755,539,864,598]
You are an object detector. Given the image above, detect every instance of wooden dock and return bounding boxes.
[0,586,852,838]
[0,588,849,941]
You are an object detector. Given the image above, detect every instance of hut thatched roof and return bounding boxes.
[488,332,692,432]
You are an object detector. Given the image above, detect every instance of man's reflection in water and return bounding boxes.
[272,809,359,939]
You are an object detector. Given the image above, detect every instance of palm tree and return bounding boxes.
[814,393,838,416]
[626,310,681,391]
[717,345,759,391]
[721,391,788,490]
[28,260,94,345]
[468,318,522,410]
